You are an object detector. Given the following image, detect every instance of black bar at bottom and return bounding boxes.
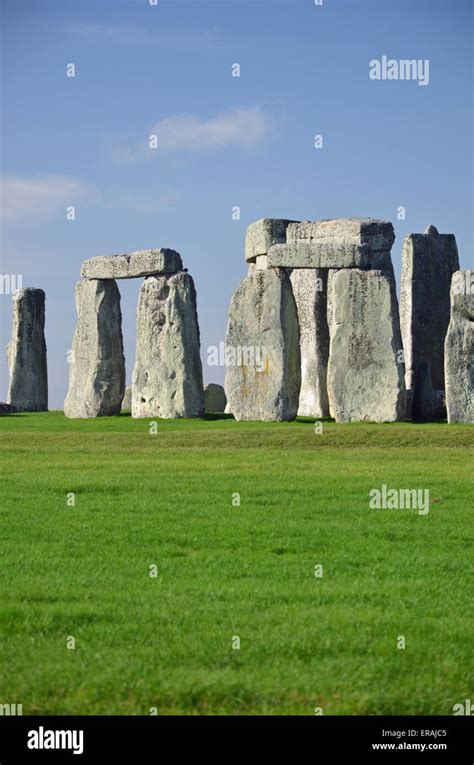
[0,715,472,762]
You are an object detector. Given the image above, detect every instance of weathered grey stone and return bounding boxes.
[204,383,227,413]
[287,217,395,250]
[268,241,373,269]
[224,268,301,421]
[327,269,406,422]
[445,270,474,423]
[411,362,434,422]
[64,280,125,418]
[400,229,459,391]
[121,386,132,411]
[7,288,48,412]
[132,272,204,418]
[289,269,330,417]
[81,248,183,279]
[432,389,447,420]
[0,402,17,415]
[245,219,298,262]
[224,401,232,415]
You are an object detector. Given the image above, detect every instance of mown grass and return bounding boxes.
[0,412,472,715]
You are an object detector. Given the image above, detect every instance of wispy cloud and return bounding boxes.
[62,22,217,50]
[112,107,269,162]
[0,175,95,220]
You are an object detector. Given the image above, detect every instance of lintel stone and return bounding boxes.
[81,248,183,279]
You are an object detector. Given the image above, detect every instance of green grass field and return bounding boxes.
[0,412,472,715]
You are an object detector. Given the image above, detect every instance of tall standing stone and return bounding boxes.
[289,268,330,417]
[132,272,204,418]
[400,226,459,393]
[64,280,125,418]
[327,269,406,422]
[7,288,48,411]
[225,268,300,421]
[445,270,474,423]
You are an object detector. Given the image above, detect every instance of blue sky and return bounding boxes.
[1,0,472,407]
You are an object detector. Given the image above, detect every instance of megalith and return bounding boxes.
[268,217,395,270]
[121,386,132,411]
[327,269,406,422]
[81,248,182,279]
[289,268,330,417]
[7,288,48,412]
[204,383,227,413]
[400,226,459,393]
[64,279,125,418]
[224,267,301,421]
[444,270,474,423]
[132,272,204,418]
[245,219,298,263]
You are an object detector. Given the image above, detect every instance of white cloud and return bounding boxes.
[62,22,217,50]
[111,107,269,162]
[0,175,94,220]
[150,107,268,151]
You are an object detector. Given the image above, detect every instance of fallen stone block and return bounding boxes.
[204,383,227,413]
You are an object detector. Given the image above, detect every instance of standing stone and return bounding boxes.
[64,280,125,418]
[289,269,330,417]
[132,272,204,418]
[204,383,227,413]
[327,269,406,422]
[7,288,48,412]
[411,362,434,422]
[121,386,132,411]
[225,268,301,421]
[445,270,474,423]
[400,227,459,393]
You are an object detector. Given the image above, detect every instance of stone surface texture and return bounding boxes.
[7,288,48,412]
[327,269,406,422]
[132,272,204,418]
[64,279,125,418]
[204,383,227,413]
[400,230,459,391]
[289,268,330,417]
[81,249,183,280]
[245,219,298,263]
[225,268,301,421]
[444,270,474,423]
